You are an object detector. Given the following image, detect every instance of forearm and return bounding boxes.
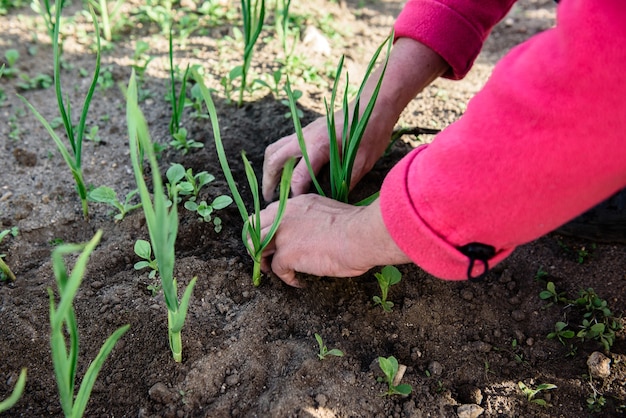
[381,0,626,280]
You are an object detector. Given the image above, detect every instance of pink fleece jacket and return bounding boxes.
[380,0,626,280]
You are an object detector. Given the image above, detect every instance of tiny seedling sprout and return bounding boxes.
[518,381,557,407]
[373,265,401,312]
[315,333,344,360]
[193,69,295,286]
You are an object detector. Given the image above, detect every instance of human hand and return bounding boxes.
[257,194,411,287]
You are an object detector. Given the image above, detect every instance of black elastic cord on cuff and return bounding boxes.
[458,243,496,282]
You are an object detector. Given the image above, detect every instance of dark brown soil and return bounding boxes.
[1,1,625,417]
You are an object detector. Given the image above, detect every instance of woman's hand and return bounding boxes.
[257,195,411,287]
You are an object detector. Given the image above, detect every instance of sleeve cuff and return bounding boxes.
[380,146,513,280]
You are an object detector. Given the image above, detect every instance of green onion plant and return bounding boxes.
[127,71,197,362]
[20,4,101,219]
[87,0,124,42]
[193,69,294,286]
[236,0,265,106]
[168,28,191,137]
[285,32,393,203]
[48,230,129,418]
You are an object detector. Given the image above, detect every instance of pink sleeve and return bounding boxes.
[394,0,517,79]
[381,0,626,280]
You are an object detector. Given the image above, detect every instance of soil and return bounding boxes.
[1,0,626,417]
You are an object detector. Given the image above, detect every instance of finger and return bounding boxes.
[271,256,302,288]
[290,140,330,197]
[262,137,302,202]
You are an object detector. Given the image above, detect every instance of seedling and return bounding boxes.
[133,239,159,278]
[132,40,153,80]
[378,356,412,396]
[539,281,568,307]
[315,333,344,360]
[2,49,19,77]
[184,197,233,232]
[542,285,622,352]
[373,265,401,312]
[85,125,101,143]
[547,321,575,345]
[16,72,53,90]
[166,163,215,201]
[128,71,197,362]
[20,4,101,219]
[577,319,617,352]
[518,381,556,407]
[169,128,203,154]
[0,368,26,412]
[193,69,295,286]
[285,32,393,203]
[48,230,129,417]
[0,227,18,281]
[89,186,142,221]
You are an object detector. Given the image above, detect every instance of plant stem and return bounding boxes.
[252,259,262,287]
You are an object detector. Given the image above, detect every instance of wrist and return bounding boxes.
[347,199,412,270]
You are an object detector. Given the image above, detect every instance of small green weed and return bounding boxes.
[3,49,19,77]
[133,239,158,279]
[169,128,203,154]
[184,197,233,232]
[378,356,412,396]
[518,381,556,407]
[541,283,622,352]
[373,265,401,312]
[88,186,142,221]
[314,333,344,360]
[16,72,52,90]
[166,163,215,201]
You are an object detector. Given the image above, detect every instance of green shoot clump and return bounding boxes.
[378,356,412,396]
[193,69,295,286]
[127,71,197,362]
[49,230,129,417]
[285,32,393,203]
[373,265,401,312]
